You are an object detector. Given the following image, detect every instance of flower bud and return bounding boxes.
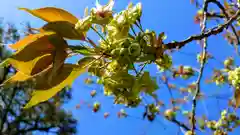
[164,109,176,120]
[75,16,92,31]
[91,0,114,25]
[128,43,141,57]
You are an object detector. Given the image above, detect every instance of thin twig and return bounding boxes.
[172,119,191,131]
[128,57,138,75]
[90,26,109,45]
[136,63,147,77]
[135,21,144,32]
[165,9,240,50]
[206,12,225,18]
[210,0,240,45]
[131,25,137,36]
[191,0,209,133]
[162,73,175,107]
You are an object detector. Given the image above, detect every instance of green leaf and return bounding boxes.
[139,72,159,95]
[136,54,155,62]
[77,56,96,65]
[69,45,95,56]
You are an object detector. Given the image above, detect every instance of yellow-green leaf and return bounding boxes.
[4,53,53,76]
[139,72,159,95]
[2,71,31,85]
[4,34,55,75]
[19,7,78,24]
[24,57,94,109]
[9,31,56,51]
[41,21,85,40]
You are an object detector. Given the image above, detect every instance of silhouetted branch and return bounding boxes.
[0,86,17,132]
[165,9,240,50]
[209,0,240,44]
[206,12,225,18]
[172,119,191,131]
[18,126,57,134]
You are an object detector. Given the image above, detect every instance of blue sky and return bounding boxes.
[1,0,240,135]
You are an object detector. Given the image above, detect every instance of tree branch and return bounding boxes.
[165,9,240,50]
[0,66,10,85]
[172,119,191,131]
[206,12,225,18]
[191,0,209,133]
[0,86,17,132]
[209,0,240,45]
[17,126,57,134]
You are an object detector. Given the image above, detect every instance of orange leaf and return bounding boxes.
[9,31,56,51]
[7,53,53,76]
[24,62,93,108]
[19,7,78,24]
[41,21,85,40]
[1,34,68,76]
[2,71,31,85]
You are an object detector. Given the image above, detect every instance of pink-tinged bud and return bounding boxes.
[90,90,97,97]
[104,112,110,118]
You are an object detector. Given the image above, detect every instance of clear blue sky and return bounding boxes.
[1,0,240,135]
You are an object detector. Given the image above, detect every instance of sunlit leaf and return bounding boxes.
[1,34,63,76]
[2,71,31,85]
[2,33,68,79]
[24,56,95,108]
[19,7,78,24]
[9,31,56,50]
[24,65,87,108]
[41,21,85,40]
[3,53,53,76]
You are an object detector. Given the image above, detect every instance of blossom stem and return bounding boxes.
[91,26,109,45]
